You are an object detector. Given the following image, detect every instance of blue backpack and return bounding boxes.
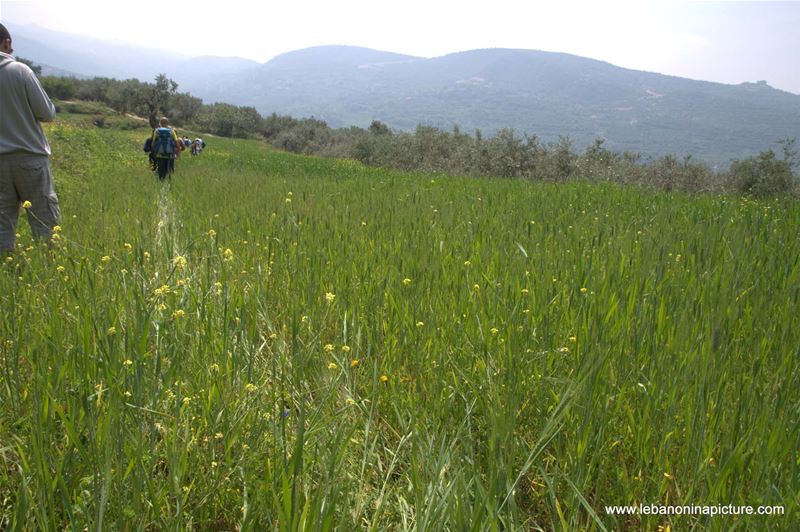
[152,127,176,157]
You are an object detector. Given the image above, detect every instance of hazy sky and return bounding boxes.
[2,0,799,93]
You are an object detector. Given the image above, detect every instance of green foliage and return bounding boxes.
[1,122,797,529]
[730,149,796,197]
[42,76,77,100]
[42,75,797,196]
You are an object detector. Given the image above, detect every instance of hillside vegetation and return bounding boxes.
[15,22,800,165]
[0,114,798,529]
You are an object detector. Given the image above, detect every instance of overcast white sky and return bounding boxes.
[2,0,799,93]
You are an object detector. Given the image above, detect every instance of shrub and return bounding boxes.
[730,149,795,197]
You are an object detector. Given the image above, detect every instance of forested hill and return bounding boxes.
[201,46,800,165]
[12,24,800,165]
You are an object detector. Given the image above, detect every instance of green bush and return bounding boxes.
[730,149,795,197]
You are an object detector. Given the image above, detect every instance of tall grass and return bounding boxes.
[0,119,797,529]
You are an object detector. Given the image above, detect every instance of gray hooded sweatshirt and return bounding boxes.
[0,51,56,156]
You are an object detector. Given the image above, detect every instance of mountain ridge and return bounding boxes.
[9,24,800,165]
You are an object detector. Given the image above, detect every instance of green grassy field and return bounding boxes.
[1,109,798,530]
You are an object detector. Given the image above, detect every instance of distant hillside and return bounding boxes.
[12,24,259,83]
[12,24,800,165]
[201,47,800,165]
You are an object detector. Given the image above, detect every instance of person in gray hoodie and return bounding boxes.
[0,22,61,252]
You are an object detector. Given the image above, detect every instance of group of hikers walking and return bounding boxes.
[144,117,206,180]
[2,21,208,251]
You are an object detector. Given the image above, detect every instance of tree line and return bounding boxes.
[39,72,798,197]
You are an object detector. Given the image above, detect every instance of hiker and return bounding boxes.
[192,137,205,156]
[0,22,61,252]
[150,117,180,180]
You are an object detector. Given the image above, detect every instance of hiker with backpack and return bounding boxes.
[191,137,205,156]
[150,117,180,180]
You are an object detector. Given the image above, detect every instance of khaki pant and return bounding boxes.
[0,153,61,251]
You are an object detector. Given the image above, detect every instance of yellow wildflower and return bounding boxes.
[327,362,337,370]
[325,292,336,303]
[350,359,359,368]
[324,344,334,353]
[380,375,389,383]
[341,345,350,353]
[22,200,32,209]
[402,278,412,286]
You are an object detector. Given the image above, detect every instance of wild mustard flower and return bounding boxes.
[124,242,132,252]
[402,278,412,286]
[173,255,187,269]
[341,345,351,353]
[327,362,337,370]
[325,292,336,303]
[580,287,588,294]
[172,309,185,319]
[380,375,389,383]
[223,248,234,261]
[22,200,32,209]
[416,321,424,328]
[490,327,499,335]
[101,255,111,263]
[245,383,257,392]
[324,344,334,353]
[154,284,170,297]
[107,327,116,336]
[350,359,359,368]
